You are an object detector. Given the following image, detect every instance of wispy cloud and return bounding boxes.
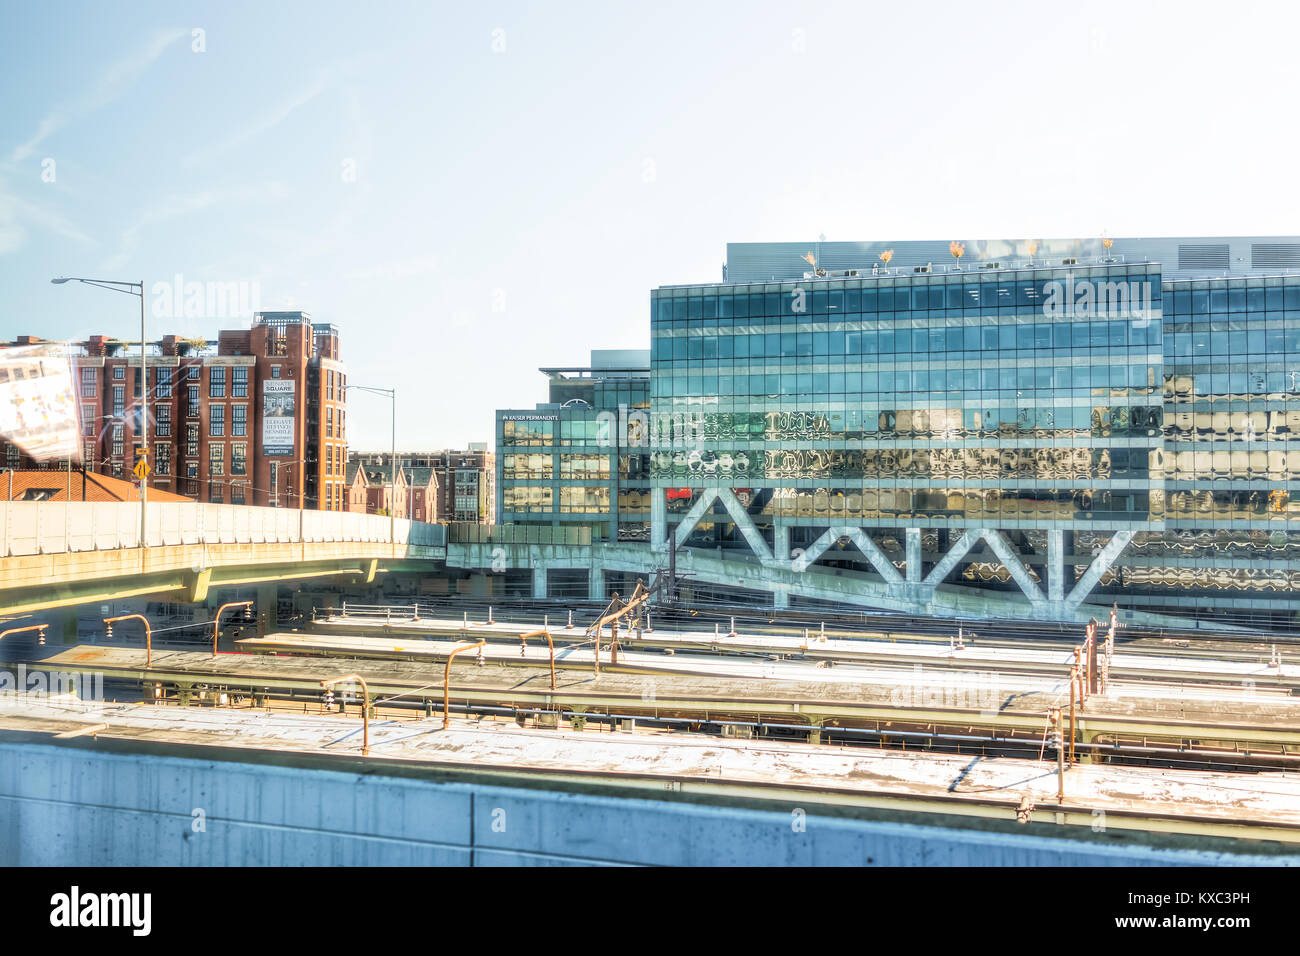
[0,176,96,258]
[0,193,25,256]
[98,181,289,273]
[8,27,186,168]
[181,73,331,167]
[179,50,383,168]
[6,190,96,244]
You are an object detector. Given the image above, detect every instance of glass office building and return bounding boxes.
[491,238,1300,627]
[645,237,1300,627]
[651,261,1162,523]
[496,349,651,542]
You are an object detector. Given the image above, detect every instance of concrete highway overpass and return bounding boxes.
[0,501,446,631]
[0,502,1219,632]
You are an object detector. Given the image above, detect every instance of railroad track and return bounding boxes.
[307,614,1300,693]
[22,641,1300,776]
[346,596,1297,661]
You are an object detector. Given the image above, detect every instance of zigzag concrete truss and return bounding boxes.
[644,486,1135,624]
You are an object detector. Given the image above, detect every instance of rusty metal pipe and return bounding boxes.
[104,614,152,669]
[443,641,485,729]
[1050,706,1064,803]
[518,629,555,690]
[212,600,253,657]
[0,624,48,644]
[1068,665,1077,765]
[320,674,369,755]
[1073,647,1083,709]
[586,582,649,634]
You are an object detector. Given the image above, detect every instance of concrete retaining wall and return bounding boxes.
[0,742,1281,866]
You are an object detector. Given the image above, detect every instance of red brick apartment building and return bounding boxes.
[0,312,349,510]
[343,460,439,522]
[347,448,493,524]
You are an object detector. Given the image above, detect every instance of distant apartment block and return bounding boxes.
[347,446,494,524]
[0,312,348,510]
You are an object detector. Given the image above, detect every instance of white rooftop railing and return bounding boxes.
[800,254,1134,280]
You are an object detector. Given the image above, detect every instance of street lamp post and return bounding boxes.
[52,277,148,554]
[342,385,397,543]
[269,456,308,507]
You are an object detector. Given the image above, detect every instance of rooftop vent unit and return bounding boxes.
[1252,243,1300,271]
[1061,257,1078,265]
[981,262,1002,270]
[913,264,931,274]
[1178,243,1230,271]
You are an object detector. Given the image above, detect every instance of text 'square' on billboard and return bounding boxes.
[262,379,296,455]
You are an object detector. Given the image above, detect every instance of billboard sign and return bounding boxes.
[0,343,81,462]
[262,379,295,455]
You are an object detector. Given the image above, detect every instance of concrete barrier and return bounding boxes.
[0,741,1285,866]
[0,501,446,558]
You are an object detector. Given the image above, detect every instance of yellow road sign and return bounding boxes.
[133,458,151,481]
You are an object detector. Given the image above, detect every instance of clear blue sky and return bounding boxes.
[2,0,1296,450]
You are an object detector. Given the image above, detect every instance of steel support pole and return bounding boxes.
[390,389,396,544]
[1088,624,1100,695]
[139,281,147,564]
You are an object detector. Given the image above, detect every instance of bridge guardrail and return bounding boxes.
[0,501,447,557]
[448,523,591,546]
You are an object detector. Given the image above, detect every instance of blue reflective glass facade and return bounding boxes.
[496,360,651,541]
[492,237,1300,625]
[649,251,1300,623]
[651,263,1163,526]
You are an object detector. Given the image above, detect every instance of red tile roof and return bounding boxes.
[0,470,194,502]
